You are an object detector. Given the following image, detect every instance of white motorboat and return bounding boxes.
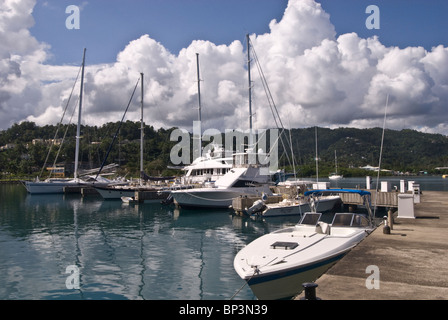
[329,173,343,180]
[234,189,375,300]
[247,194,341,217]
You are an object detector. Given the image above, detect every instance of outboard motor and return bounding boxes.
[245,199,266,215]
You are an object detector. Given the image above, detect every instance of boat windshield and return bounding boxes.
[332,213,370,227]
[299,213,322,226]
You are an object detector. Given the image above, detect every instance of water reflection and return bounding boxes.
[2,176,445,299]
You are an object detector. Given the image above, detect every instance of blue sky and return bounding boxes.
[30,0,448,65]
[31,0,288,64]
[2,0,448,135]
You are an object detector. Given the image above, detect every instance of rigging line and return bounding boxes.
[249,38,293,169]
[39,64,83,178]
[95,77,141,181]
[50,96,79,178]
[374,94,389,216]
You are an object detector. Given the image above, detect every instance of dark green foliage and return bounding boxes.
[1,122,448,179]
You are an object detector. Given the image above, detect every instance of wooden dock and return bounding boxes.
[296,191,448,300]
[340,189,400,208]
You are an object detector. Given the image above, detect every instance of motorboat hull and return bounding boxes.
[246,252,346,300]
[171,185,272,209]
[261,195,341,217]
[234,209,375,300]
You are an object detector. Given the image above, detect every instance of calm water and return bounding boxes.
[0,183,295,300]
[1,176,446,300]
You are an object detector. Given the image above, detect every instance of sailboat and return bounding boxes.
[329,150,343,180]
[24,49,91,194]
[93,73,171,202]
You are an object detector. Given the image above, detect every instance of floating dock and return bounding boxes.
[296,191,448,300]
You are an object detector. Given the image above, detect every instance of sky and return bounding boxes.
[2,0,448,136]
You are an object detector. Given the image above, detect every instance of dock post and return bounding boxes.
[383,216,390,234]
[301,282,320,300]
[388,209,394,230]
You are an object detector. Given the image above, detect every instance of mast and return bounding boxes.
[334,150,338,174]
[74,48,86,180]
[196,53,202,158]
[315,126,318,182]
[246,34,253,132]
[140,73,144,185]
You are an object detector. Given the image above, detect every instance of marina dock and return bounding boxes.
[296,191,448,300]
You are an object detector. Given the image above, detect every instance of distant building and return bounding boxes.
[0,143,16,151]
[46,166,65,178]
[32,138,63,146]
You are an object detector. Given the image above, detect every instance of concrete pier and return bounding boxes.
[296,191,448,300]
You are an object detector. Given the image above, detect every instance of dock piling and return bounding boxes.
[301,282,320,300]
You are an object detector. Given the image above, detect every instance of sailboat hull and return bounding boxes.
[24,180,81,194]
[94,186,136,200]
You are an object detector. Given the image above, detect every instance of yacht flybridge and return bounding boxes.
[233,189,376,300]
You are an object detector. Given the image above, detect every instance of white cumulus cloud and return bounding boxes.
[1,0,448,136]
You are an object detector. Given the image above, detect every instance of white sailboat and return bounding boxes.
[93,73,171,202]
[24,49,88,194]
[234,189,375,300]
[329,150,343,180]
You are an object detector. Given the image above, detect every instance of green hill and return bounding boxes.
[1,121,447,179]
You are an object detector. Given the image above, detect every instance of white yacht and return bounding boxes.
[171,151,273,209]
[179,144,233,185]
[234,189,375,300]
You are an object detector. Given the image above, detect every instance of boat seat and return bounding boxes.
[315,222,330,235]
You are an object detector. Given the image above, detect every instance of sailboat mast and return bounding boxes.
[335,150,338,174]
[74,48,86,180]
[140,73,144,184]
[246,34,252,132]
[196,53,202,158]
[315,126,319,182]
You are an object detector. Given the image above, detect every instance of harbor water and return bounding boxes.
[1,176,447,300]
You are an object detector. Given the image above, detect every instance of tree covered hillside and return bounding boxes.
[1,121,448,179]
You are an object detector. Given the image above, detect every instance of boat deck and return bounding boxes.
[296,191,448,300]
